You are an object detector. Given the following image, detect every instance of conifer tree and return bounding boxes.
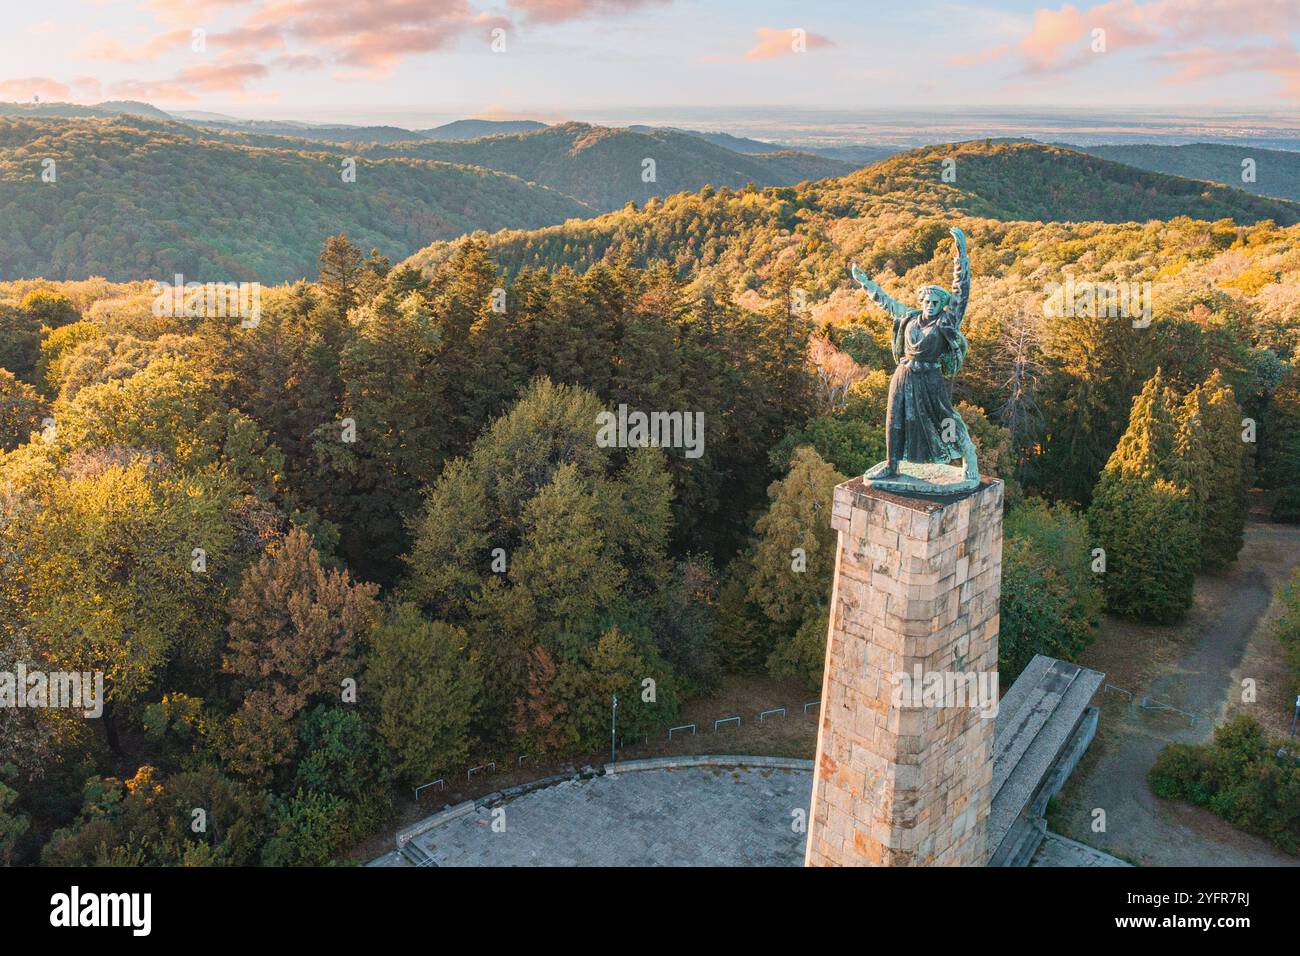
[711,562,772,673]
[1178,370,1249,566]
[740,445,845,689]
[1260,365,1300,523]
[576,626,678,749]
[750,446,845,631]
[317,234,365,328]
[512,645,569,754]
[1088,370,1200,622]
[222,528,380,781]
[367,604,479,784]
[1038,301,1156,503]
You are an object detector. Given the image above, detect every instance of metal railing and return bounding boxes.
[413,779,444,800]
[414,696,827,812]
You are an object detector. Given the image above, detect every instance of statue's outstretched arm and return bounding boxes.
[850,262,909,320]
[949,226,970,327]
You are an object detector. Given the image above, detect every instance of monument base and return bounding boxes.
[805,475,1003,867]
[865,460,980,495]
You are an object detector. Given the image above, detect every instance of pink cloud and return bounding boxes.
[976,0,1300,94]
[272,53,324,71]
[242,0,511,73]
[210,24,288,54]
[1156,42,1300,97]
[79,28,194,64]
[69,76,105,100]
[744,27,835,61]
[950,44,1011,68]
[174,60,272,91]
[1139,0,1298,41]
[106,79,200,103]
[72,0,521,99]
[57,0,674,101]
[0,76,72,100]
[107,60,269,102]
[507,0,669,24]
[141,0,256,24]
[1018,1,1159,73]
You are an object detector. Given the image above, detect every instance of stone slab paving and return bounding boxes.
[409,765,812,867]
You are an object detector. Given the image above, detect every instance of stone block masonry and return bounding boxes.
[806,476,1004,866]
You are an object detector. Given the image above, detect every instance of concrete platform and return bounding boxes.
[375,658,1116,867]
[386,759,813,867]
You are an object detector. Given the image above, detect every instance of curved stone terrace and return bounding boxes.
[372,756,812,867]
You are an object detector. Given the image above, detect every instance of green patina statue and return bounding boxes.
[850,226,980,494]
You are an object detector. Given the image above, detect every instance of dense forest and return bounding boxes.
[1,135,1297,865]
[403,140,1300,279]
[358,122,851,210]
[0,117,589,282]
[0,115,848,283]
[1082,142,1300,204]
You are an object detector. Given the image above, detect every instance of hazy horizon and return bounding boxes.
[21,100,1300,152]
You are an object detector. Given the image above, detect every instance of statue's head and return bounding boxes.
[915,285,951,318]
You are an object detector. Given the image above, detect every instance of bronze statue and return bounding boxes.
[850,226,979,493]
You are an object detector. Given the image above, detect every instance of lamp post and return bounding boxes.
[611,694,618,763]
[1291,695,1299,738]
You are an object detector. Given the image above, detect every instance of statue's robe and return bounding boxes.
[855,245,972,467]
[885,310,967,465]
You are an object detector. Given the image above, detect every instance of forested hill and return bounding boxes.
[847,141,1300,223]
[0,117,590,282]
[401,139,1300,286]
[0,99,171,120]
[419,119,548,140]
[359,122,853,210]
[181,118,423,145]
[1078,142,1300,204]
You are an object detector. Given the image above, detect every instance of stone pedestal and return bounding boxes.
[805,476,1004,867]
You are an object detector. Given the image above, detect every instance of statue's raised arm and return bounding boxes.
[850,224,981,494]
[948,226,970,328]
[850,262,910,320]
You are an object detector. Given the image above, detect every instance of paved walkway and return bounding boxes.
[1056,523,1300,866]
[401,765,812,867]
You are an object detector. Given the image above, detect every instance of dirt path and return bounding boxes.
[1054,522,1300,866]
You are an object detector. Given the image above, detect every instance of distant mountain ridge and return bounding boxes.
[0,102,549,145]
[0,116,590,282]
[26,107,850,213]
[1075,142,1300,204]
[181,118,422,144]
[845,140,1300,223]
[400,138,1300,282]
[361,121,853,210]
[5,107,1295,286]
[419,119,548,140]
[627,125,900,167]
[0,99,171,120]
[0,110,850,281]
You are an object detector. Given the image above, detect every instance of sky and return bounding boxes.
[1,0,1298,122]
